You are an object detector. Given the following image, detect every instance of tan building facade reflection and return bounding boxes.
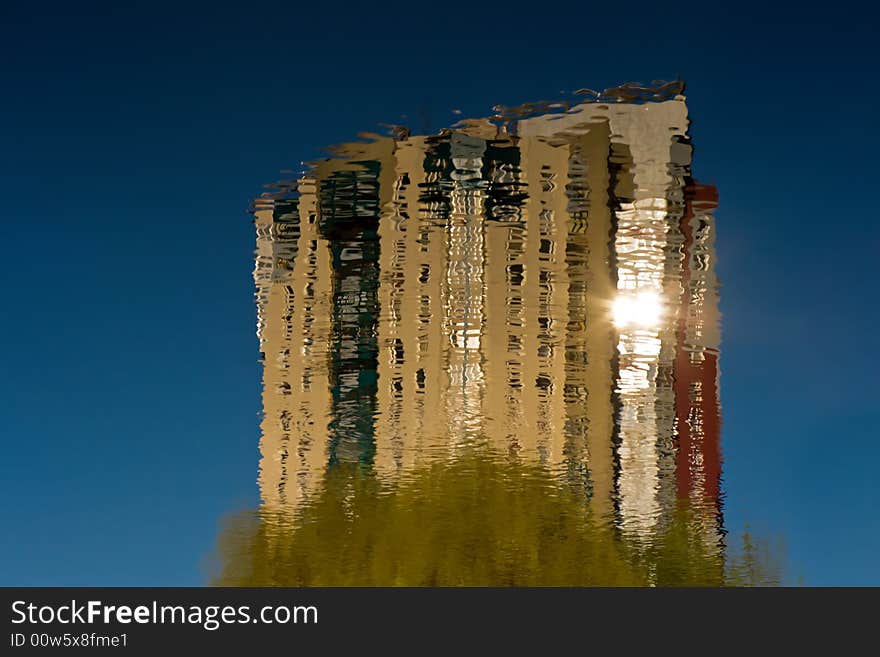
[252,83,722,542]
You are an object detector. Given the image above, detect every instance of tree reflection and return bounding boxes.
[209,450,784,586]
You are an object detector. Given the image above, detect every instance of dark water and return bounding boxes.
[211,82,783,586]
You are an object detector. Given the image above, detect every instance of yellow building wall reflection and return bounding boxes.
[252,87,722,545]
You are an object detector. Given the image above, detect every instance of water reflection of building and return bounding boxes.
[252,82,723,544]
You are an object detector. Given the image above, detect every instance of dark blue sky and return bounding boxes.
[2,2,877,585]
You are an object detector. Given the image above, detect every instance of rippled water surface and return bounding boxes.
[212,82,781,586]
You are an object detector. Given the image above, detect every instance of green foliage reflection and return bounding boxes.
[210,451,783,586]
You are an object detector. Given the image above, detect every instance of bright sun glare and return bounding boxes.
[612,290,663,329]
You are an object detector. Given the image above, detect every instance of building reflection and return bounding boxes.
[252,81,722,547]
